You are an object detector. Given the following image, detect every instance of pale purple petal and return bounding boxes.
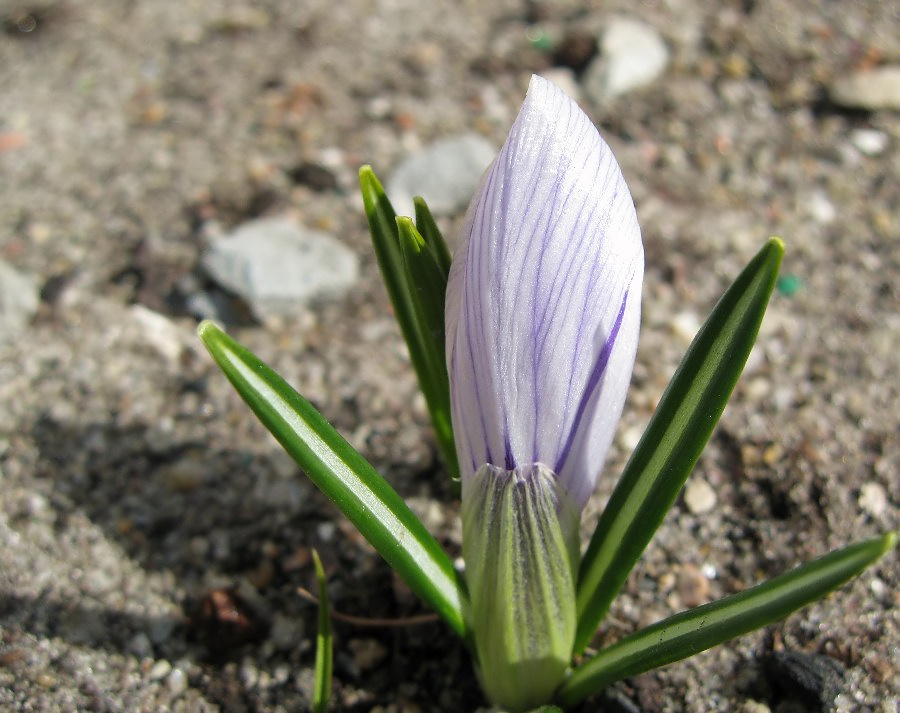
[446,75,643,507]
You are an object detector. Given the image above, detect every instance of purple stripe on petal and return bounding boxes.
[555,288,630,477]
[446,75,644,506]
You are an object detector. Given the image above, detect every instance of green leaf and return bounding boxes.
[575,238,785,653]
[558,532,896,707]
[312,550,332,713]
[359,166,458,476]
[197,320,468,640]
[396,216,457,475]
[413,196,452,278]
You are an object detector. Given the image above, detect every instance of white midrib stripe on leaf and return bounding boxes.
[224,349,464,617]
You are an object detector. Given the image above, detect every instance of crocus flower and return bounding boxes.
[446,75,643,711]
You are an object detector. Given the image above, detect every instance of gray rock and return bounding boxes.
[387,133,496,217]
[830,66,900,111]
[201,217,358,320]
[0,258,40,342]
[583,16,669,108]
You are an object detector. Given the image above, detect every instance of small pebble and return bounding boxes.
[830,66,900,111]
[316,521,336,542]
[129,305,185,365]
[240,660,259,688]
[762,444,783,465]
[0,258,40,343]
[676,564,710,607]
[366,95,392,120]
[684,478,717,514]
[868,577,888,604]
[744,377,771,401]
[849,128,889,156]
[583,16,670,106]
[858,482,887,518]
[167,667,188,695]
[772,387,794,412]
[807,191,837,224]
[149,659,172,681]
[701,562,717,580]
[670,310,701,348]
[740,701,771,713]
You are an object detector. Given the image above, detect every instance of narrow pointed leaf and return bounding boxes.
[312,550,332,713]
[413,196,452,277]
[575,238,784,652]
[197,320,468,639]
[559,532,896,707]
[360,166,457,475]
[397,217,457,474]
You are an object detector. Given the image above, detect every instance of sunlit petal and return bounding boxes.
[446,75,643,506]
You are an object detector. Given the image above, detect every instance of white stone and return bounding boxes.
[858,482,887,517]
[849,128,889,156]
[807,190,837,225]
[166,667,187,695]
[684,478,717,514]
[671,310,701,348]
[129,305,185,364]
[583,17,670,107]
[387,133,496,217]
[149,659,172,680]
[830,66,900,111]
[202,217,358,320]
[0,258,39,343]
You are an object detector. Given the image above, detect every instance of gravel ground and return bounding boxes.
[0,1,897,711]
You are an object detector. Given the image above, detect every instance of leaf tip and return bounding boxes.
[312,548,327,581]
[196,319,222,341]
